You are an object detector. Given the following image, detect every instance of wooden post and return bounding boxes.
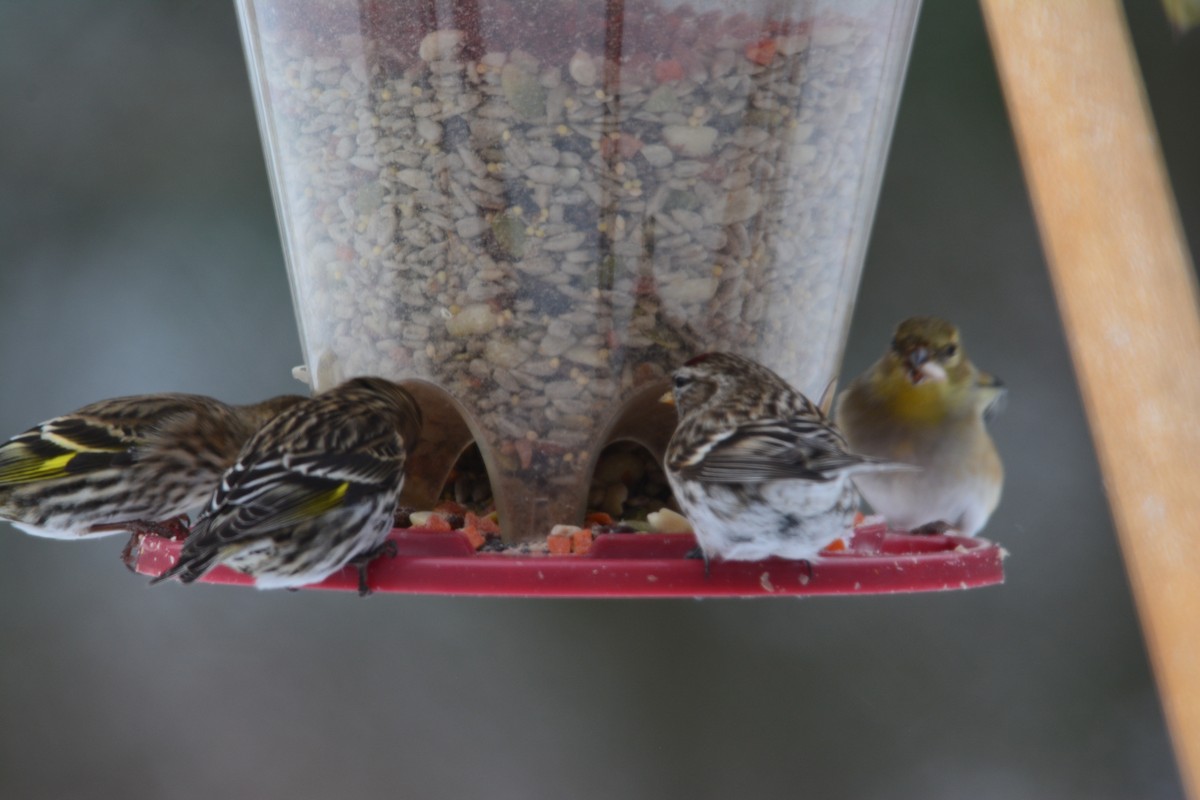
[981,1,1200,795]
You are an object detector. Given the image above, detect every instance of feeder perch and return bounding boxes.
[205,0,1007,597]
[129,522,1005,598]
[982,1,1200,794]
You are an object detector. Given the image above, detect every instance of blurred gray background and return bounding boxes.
[0,2,1196,798]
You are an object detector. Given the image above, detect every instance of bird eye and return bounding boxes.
[942,344,958,358]
[673,375,690,389]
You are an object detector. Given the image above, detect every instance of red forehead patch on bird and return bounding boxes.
[684,353,716,367]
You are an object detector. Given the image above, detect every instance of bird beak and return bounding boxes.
[918,361,948,382]
[659,391,675,405]
[903,347,948,384]
[904,347,930,384]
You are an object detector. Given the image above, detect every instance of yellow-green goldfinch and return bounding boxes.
[835,317,1004,536]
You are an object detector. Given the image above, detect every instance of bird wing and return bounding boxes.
[817,378,838,417]
[0,415,133,485]
[194,438,405,545]
[677,418,866,484]
[975,372,1007,420]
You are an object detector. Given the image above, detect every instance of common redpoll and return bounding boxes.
[0,393,305,539]
[835,317,1004,536]
[152,376,422,593]
[663,352,901,567]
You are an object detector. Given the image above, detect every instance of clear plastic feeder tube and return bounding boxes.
[236,0,921,540]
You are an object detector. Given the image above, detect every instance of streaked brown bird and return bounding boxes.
[0,393,304,539]
[153,376,422,594]
[663,352,903,568]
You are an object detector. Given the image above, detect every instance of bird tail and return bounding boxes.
[845,453,921,476]
[811,452,919,479]
[149,547,220,585]
[149,518,222,586]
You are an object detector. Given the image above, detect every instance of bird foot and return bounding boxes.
[910,521,954,536]
[350,539,399,596]
[92,514,192,540]
[684,546,712,578]
[119,534,140,572]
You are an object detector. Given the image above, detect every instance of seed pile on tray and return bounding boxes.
[247,0,892,513]
[394,440,686,554]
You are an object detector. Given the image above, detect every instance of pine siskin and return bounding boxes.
[835,316,1005,536]
[152,376,422,594]
[0,393,305,539]
[663,352,902,567]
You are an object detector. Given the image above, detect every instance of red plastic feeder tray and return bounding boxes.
[129,521,1005,598]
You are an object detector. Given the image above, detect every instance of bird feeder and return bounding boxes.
[130,0,1009,597]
